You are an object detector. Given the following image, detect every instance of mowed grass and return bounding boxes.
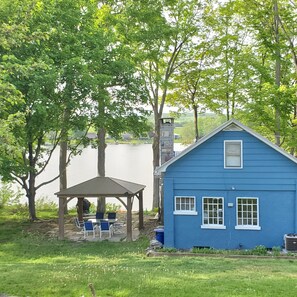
[1,209,297,297]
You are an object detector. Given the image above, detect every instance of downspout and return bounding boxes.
[295,180,297,233]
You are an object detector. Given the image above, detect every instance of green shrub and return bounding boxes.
[105,202,121,213]
[252,245,267,255]
[161,247,178,253]
[272,246,281,256]
[89,202,96,213]
[35,197,57,211]
[192,247,218,254]
[144,208,158,215]
[0,183,22,209]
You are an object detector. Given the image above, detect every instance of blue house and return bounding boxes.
[156,119,297,250]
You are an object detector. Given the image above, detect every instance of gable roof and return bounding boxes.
[155,118,297,175]
[55,176,146,197]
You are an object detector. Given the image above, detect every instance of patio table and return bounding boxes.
[89,218,118,225]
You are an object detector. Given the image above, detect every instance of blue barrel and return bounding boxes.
[154,228,164,244]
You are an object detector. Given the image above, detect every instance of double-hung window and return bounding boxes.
[174,196,197,215]
[224,140,242,168]
[202,197,226,229]
[236,197,261,230]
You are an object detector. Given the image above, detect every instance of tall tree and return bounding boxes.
[118,0,206,209]
[88,3,150,212]
[167,41,215,141]
[44,0,95,212]
[0,0,62,220]
[236,0,297,149]
[203,0,252,121]
[0,0,98,219]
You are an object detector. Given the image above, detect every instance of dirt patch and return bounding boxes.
[139,215,160,240]
[25,212,160,241]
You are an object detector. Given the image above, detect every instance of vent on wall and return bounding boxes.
[284,234,297,251]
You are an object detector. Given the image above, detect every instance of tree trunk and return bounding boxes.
[193,104,199,141]
[226,91,230,121]
[97,127,106,213]
[27,170,37,221]
[59,140,68,214]
[274,0,281,146]
[27,142,37,220]
[152,116,160,210]
[59,108,70,214]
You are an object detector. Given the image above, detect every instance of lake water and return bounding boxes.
[16,143,186,211]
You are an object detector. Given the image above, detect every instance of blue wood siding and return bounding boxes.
[166,131,297,190]
[163,130,297,249]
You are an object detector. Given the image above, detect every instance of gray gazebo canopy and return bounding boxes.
[55,176,146,241]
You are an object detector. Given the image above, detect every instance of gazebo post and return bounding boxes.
[126,196,133,241]
[138,191,144,230]
[58,197,65,240]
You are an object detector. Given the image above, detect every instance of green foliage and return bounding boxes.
[105,203,121,213]
[2,0,297,220]
[272,246,282,256]
[35,197,58,211]
[0,0,150,220]
[0,183,22,208]
[179,114,226,144]
[89,202,97,214]
[192,245,280,257]
[251,245,268,256]
[144,208,158,215]
[160,247,178,253]
[192,247,218,254]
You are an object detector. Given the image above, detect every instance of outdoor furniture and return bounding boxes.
[96,212,104,220]
[107,212,117,220]
[113,222,124,234]
[83,221,97,238]
[99,220,114,238]
[74,217,84,231]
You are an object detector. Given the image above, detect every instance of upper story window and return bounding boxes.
[235,197,261,230]
[224,140,242,169]
[174,196,197,215]
[202,197,226,229]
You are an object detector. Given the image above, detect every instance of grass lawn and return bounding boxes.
[1,209,297,297]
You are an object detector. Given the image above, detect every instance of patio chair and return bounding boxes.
[83,221,97,238]
[96,212,104,220]
[74,217,84,231]
[99,220,114,238]
[107,212,116,220]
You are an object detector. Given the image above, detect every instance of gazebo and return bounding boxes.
[55,176,146,241]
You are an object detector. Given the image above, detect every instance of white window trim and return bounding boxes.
[201,197,226,229]
[174,196,197,215]
[201,225,226,230]
[235,226,261,230]
[235,197,261,230]
[174,211,198,215]
[224,140,243,169]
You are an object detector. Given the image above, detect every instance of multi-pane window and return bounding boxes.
[202,197,225,228]
[224,140,242,168]
[174,196,197,215]
[236,198,260,230]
